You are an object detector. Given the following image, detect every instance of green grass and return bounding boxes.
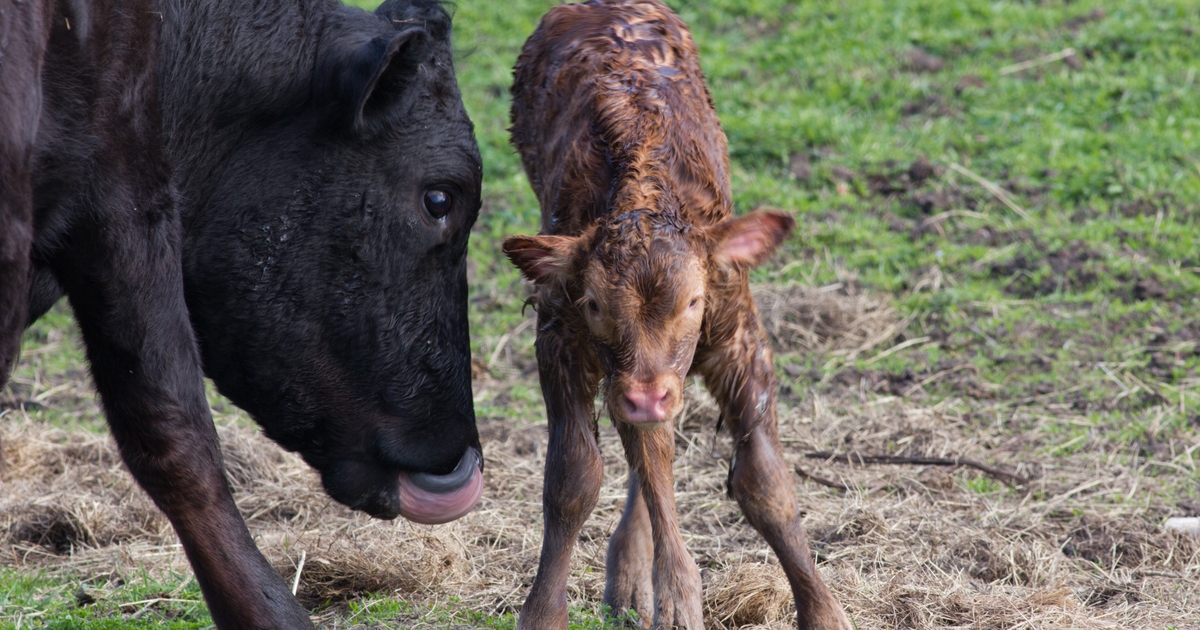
[4,0,1199,626]
[321,596,635,629]
[450,0,1199,450]
[0,568,211,629]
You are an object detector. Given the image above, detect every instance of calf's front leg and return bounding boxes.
[698,326,853,630]
[519,323,604,630]
[615,422,703,630]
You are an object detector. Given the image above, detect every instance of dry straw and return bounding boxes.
[4,286,1199,628]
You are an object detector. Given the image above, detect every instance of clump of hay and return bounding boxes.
[1,426,167,559]
[705,562,793,628]
[753,284,902,358]
[265,527,468,606]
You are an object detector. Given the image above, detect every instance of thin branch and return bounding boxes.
[805,451,1030,487]
[794,466,849,492]
[863,336,931,365]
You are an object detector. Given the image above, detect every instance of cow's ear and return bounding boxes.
[328,27,428,131]
[502,235,576,284]
[708,211,796,269]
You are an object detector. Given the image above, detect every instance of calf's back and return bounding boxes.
[511,0,732,235]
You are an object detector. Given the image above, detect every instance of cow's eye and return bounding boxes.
[689,297,701,309]
[585,299,601,314]
[423,189,452,218]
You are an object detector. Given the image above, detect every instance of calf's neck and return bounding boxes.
[504,1,852,628]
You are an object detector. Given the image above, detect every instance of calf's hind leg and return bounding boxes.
[698,327,852,630]
[603,471,654,627]
[615,422,703,630]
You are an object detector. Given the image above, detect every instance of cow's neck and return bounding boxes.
[156,0,340,222]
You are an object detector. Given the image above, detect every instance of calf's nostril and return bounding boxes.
[622,387,672,421]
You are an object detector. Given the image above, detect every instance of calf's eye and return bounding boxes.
[423,189,452,218]
[689,297,700,309]
[588,301,600,313]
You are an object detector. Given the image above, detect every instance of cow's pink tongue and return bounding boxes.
[397,449,483,525]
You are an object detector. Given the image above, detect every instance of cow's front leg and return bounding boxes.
[57,212,313,629]
[615,422,703,630]
[0,9,39,386]
[50,45,311,627]
[698,328,852,630]
[603,470,654,627]
[519,323,604,630]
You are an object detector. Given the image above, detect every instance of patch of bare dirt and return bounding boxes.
[989,241,1101,298]
[1062,9,1107,32]
[954,75,987,94]
[900,94,958,118]
[1115,192,1176,219]
[901,48,945,74]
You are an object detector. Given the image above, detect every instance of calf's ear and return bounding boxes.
[502,235,576,284]
[320,27,429,131]
[708,211,796,269]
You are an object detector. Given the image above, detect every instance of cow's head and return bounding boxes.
[504,206,793,430]
[181,0,482,523]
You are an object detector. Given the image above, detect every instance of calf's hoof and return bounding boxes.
[516,599,568,630]
[604,577,653,629]
[651,567,703,630]
[798,595,855,630]
[653,597,704,630]
[604,595,652,628]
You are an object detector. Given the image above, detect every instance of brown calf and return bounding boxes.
[503,1,852,629]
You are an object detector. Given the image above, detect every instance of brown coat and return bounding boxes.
[504,2,852,629]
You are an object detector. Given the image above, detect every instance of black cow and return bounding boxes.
[1,0,482,627]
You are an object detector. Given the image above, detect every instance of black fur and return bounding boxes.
[1,0,482,627]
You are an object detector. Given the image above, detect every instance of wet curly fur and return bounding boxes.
[503,1,852,628]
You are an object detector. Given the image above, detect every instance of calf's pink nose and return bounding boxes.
[622,386,671,423]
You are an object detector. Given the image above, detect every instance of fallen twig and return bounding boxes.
[862,336,931,365]
[805,451,1030,487]
[902,363,981,396]
[794,466,849,492]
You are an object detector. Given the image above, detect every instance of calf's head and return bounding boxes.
[181,0,482,523]
[504,209,793,429]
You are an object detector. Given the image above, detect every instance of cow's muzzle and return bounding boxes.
[396,448,483,524]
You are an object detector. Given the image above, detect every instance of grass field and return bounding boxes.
[3,0,1199,628]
